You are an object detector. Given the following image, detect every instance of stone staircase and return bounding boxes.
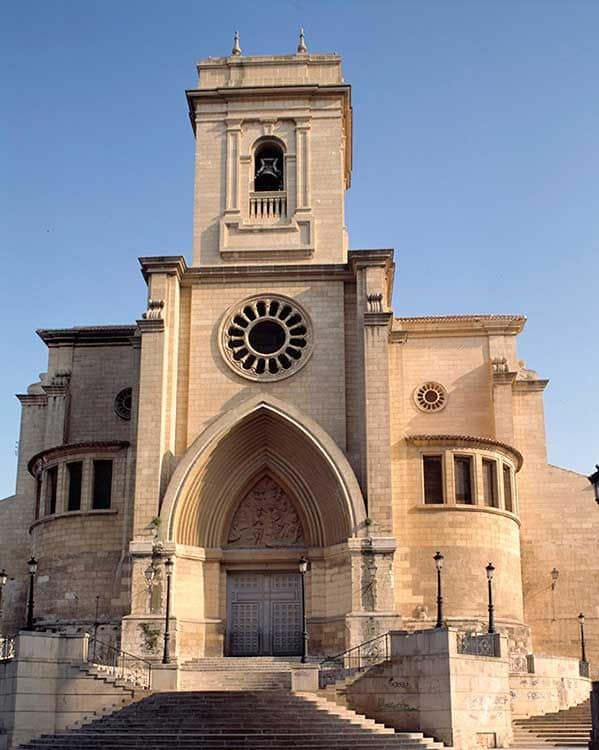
[511,698,591,747]
[18,689,450,749]
[52,661,151,733]
[179,655,315,690]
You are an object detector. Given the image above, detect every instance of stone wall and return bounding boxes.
[343,628,512,750]
[0,632,141,750]
[0,495,34,635]
[510,654,590,719]
[513,382,599,670]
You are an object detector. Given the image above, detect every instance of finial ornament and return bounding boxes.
[297,28,307,54]
[232,31,241,56]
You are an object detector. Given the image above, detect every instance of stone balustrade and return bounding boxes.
[249,191,287,222]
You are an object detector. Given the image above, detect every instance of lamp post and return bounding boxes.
[299,556,309,663]
[589,465,599,504]
[433,551,444,628]
[25,557,38,631]
[578,612,588,665]
[162,557,174,665]
[0,569,7,619]
[486,562,496,634]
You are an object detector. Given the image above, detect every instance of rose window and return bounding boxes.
[114,387,132,420]
[414,382,447,413]
[220,295,313,381]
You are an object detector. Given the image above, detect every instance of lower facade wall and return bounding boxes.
[510,654,591,719]
[0,632,138,750]
[344,629,512,750]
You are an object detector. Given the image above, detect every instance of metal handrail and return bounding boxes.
[319,632,390,687]
[87,636,152,690]
[0,635,16,661]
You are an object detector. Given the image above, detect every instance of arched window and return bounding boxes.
[254,141,284,192]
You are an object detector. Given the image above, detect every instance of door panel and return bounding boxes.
[229,602,260,655]
[227,571,302,656]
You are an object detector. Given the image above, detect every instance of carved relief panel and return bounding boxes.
[227,476,305,548]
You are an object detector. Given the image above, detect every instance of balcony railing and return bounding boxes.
[249,191,287,222]
[0,636,16,661]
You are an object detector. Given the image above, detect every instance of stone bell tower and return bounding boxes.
[187,33,352,265]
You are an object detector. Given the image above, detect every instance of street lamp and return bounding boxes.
[433,552,444,628]
[25,557,38,631]
[578,612,588,665]
[486,562,496,634]
[0,569,7,615]
[162,557,174,664]
[299,556,309,663]
[589,465,599,504]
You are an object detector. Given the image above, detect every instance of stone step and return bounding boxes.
[17,690,451,750]
[510,697,591,748]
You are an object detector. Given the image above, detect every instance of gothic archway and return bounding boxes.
[160,396,367,547]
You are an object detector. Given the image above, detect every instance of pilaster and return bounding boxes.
[350,250,395,535]
[133,256,187,538]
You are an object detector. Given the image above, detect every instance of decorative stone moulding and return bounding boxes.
[414,381,447,413]
[114,387,132,421]
[220,294,313,382]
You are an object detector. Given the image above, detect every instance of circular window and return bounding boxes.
[414,382,447,413]
[220,295,313,381]
[115,387,132,420]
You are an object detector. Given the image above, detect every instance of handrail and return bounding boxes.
[0,634,16,661]
[319,631,390,688]
[87,636,152,690]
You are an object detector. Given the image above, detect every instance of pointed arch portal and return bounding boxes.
[160,397,367,549]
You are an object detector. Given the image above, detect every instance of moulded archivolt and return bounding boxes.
[219,294,314,382]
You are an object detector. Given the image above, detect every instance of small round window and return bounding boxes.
[115,388,132,420]
[220,295,313,382]
[414,382,447,413]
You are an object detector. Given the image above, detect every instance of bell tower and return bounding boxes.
[186,33,352,265]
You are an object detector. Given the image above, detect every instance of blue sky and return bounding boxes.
[1,0,597,498]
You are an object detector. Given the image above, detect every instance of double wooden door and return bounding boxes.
[226,572,302,656]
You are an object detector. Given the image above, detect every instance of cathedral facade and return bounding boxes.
[0,44,596,669]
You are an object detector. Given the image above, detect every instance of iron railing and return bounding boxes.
[456,632,501,658]
[319,632,390,688]
[0,635,15,661]
[87,636,152,690]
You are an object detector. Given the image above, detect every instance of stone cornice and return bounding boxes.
[406,433,523,471]
[180,263,354,285]
[37,326,137,347]
[30,508,119,533]
[136,318,165,334]
[393,314,526,338]
[364,311,393,328]
[138,256,188,283]
[349,248,394,271]
[16,393,48,406]
[28,440,130,477]
[187,83,350,103]
[512,378,550,392]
